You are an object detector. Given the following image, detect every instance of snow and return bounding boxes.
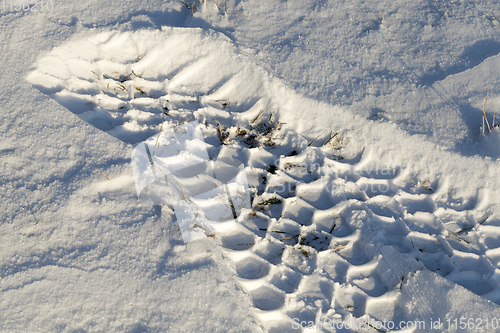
[2,0,500,332]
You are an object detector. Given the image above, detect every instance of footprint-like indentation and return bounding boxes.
[295,178,335,209]
[333,283,367,318]
[80,108,125,131]
[249,285,286,311]
[239,214,270,238]
[403,211,440,234]
[317,250,350,283]
[406,231,443,253]
[364,290,400,322]
[396,192,436,214]
[371,215,408,243]
[450,252,493,275]
[27,26,500,330]
[446,270,498,296]
[280,197,315,226]
[168,56,225,92]
[267,218,301,246]
[266,172,297,198]
[446,235,482,254]
[479,226,500,249]
[298,229,331,252]
[356,178,397,197]
[282,245,317,275]
[295,275,334,305]
[337,238,378,266]
[350,276,387,297]
[365,195,404,219]
[253,193,284,220]
[218,229,256,251]
[52,90,95,114]
[346,258,388,297]
[309,208,340,234]
[332,180,370,202]
[235,255,270,279]
[413,251,455,276]
[268,265,302,293]
[248,148,278,170]
[278,150,322,183]
[252,238,286,265]
[485,248,500,267]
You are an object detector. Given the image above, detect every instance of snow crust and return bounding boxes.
[2,0,500,332]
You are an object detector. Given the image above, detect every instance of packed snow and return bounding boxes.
[2,0,500,332]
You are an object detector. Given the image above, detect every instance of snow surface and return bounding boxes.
[2,0,500,332]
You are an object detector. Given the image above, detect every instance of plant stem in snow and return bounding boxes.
[483,87,490,134]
